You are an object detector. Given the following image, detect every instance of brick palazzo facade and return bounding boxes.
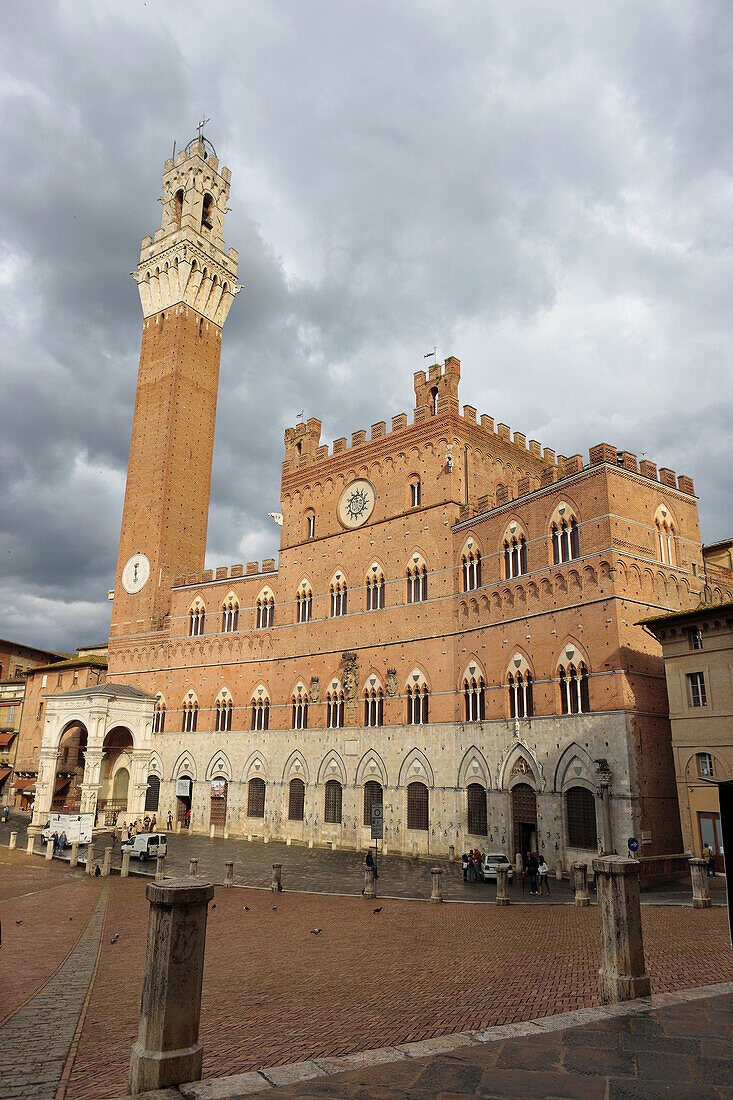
[30,137,733,866]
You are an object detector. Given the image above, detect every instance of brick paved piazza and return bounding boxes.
[0,845,731,1100]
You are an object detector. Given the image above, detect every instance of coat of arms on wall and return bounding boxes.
[310,677,320,702]
[386,669,398,696]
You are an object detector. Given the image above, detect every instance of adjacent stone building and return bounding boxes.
[29,136,733,867]
[642,602,733,871]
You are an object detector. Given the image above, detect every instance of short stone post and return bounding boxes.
[155,856,166,882]
[495,865,510,905]
[363,863,377,900]
[224,860,233,887]
[555,858,563,880]
[26,835,35,856]
[209,824,215,838]
[86,843,96,875]
[189,858,198,878]
[689,857,711,909]
[70,842,79,868]
[573,862,590,907]
[176,821,181,834]
[121,849,131,877]
[45,839,54,860]
[271,863,283,892]
[430,866,443,902]
[102,847,112,877]
[593,856,650,1004]
[448,844,455,862]
[514,853,522,874]
[9,831,17,850]
[128,878,214,1094]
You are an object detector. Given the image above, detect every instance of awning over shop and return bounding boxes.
[54,777,71,793]
[12,778,35,792]
[0,731,17,748]
[0,767,11,783]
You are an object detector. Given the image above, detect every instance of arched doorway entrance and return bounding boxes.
[511,783,537,859]
[52,722,88,812]
[99,727,133,824]
[176,775,193,828]
[209,777,228,835]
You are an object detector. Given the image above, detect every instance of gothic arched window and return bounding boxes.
[296,586,313,624]
[559,663,589,714]
[251,693,270,731]
[407,781,429,830]
[256,597,274,629]
[464,676,485,722]
[508,671,534,718]
[221,597,239,633]
[467,783,488,836]
[364,686,384,727]
[324,779,343,824]
[292,691,309,730]
[363,781,383,825]
[288,778,305,821]
[153,701,166,733]
[330,580,347,617]
[462,551,482,591]
[406,684,429,724]
[247,777,265,818]
[188,605,205,637]
[327,689,345,729]
[566,786,597,849]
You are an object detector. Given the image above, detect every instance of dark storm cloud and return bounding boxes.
[0,0,731,651]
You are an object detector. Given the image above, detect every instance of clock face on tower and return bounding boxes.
[338,479,376,529]
[121,552,151,594]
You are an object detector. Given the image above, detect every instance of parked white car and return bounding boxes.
[481,853,513,882]
[120,833,168,861]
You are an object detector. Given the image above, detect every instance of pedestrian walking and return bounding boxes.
[58,831,67,854]
[150,814,157,832]
[702,843,715,877]
[166,811,173,831]
[525,851,539,895]
[112,823,118,849]
[52,831,59,854]
[121,822,129,845]
[143,814,150,831]
[185,808,191,829]
[538,854,550,895]
[461,851,468,882]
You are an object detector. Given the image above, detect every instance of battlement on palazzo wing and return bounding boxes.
[172,558,278,590]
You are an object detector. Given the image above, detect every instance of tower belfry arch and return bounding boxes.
[110,134,241,643]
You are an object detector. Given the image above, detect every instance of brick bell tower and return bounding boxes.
[110,132,240,639]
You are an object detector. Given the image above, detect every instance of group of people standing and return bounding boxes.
[523,851,551,895]
[461,849,485,883]
[112,814,157,847]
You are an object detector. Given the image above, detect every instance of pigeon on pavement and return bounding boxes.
[310,928,322,935]
[373,907,383,914]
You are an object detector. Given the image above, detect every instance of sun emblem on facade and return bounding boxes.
[338,479,376,528]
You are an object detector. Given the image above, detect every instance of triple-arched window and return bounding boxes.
[189,605,205,636]
[464,676,485,722]
[552,518,580,564]
[655,506,676,565]
[508,671,534,718]
[364,685,384,727]
[215,698,233,732]
[292,690,309,730]
[327,688,345,729]
[221,596,239,633]
[559,663,590,714]
[256,597,274,629]
[181,699,198,733]
[296,586,313,623]
[251,693,270,731]
[366,569,386,610]
[330,580,347,617]
[406,563,428,603]
[462,550,482,591]
[504,536,528,578]
[406,684,429,724]
[152,701,166,733]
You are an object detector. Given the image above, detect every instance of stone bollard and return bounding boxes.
[593,856,651,1004]
[45,839,54,861]
[555,859,563,880]
[514,853,523,874]
[225,860,233,887]
[102,847,112,877]
[363,864,376,900]
[189,858,198,878]
[9,831,17,850]
[430,866,443,903]
[495,865,511,905]
[271,863,283,892]
[86,843,96,875]
[176,821,181,834]
[573,862,590,907]
[209,824,215,838]
[128,878,214,1094]
[27,835,35,856]
[155,856,166,882]
[448,845,455,862]
[121,849,131,877]
[689,857,712,909]
[70,842,79,868]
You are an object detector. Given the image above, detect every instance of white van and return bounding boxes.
[120,832,168,861]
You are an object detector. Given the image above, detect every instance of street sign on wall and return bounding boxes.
[370,804,383,840]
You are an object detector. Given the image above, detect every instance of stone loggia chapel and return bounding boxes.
[30,134,733,868]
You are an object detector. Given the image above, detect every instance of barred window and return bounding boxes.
[407,781,429,830]
[467,783,488,836]
[288,778,305,821]
[565,786,597,849]
[145,774,160,813]
[324,779,343,824]
[363,781,383,826]
[247,776,265,818]
[464,677,485,722]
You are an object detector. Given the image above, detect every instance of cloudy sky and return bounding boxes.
[1,1,731,653]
